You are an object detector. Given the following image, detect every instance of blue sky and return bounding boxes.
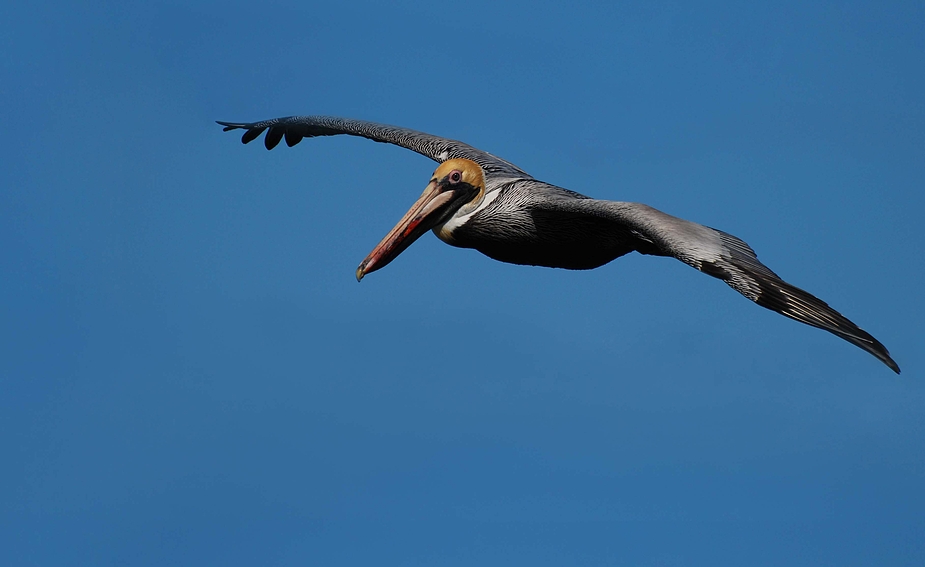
[2,1,923,565]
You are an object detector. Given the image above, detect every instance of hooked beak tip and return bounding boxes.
[356,257,377,281]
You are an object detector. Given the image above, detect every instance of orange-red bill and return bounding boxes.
[356,181,458,281]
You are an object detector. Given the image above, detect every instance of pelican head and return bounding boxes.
[355,158,485,281]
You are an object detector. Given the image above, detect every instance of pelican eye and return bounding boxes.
[448,170,462,184]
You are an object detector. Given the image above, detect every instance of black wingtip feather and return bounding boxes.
[265,126,284,150]
[710,230,899,374]
[749,272,900,374]
[217,121,267,144]
[285,130,303,147]
[241,127,265,144]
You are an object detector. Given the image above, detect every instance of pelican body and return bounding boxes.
[218,116,899,373]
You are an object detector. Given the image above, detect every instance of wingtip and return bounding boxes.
[865,337,900,374]
[868,342,900,374]
[856,339,900,374]
[216,120,237,132]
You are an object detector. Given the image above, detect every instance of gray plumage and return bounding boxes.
[218,116,899,373]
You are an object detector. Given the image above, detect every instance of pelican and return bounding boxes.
[217,116,899,373]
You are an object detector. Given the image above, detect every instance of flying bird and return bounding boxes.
[217,116,899,373]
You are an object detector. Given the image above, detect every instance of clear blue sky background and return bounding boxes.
[2,1,923,565]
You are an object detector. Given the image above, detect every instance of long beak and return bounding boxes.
[356,180,458,281]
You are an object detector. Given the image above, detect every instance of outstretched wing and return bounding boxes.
[217,115,530,178]
[572,199,900,373]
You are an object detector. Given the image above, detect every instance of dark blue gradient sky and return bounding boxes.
[2,2,923,565]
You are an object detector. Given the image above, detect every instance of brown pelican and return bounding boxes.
[217,116,900,373]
